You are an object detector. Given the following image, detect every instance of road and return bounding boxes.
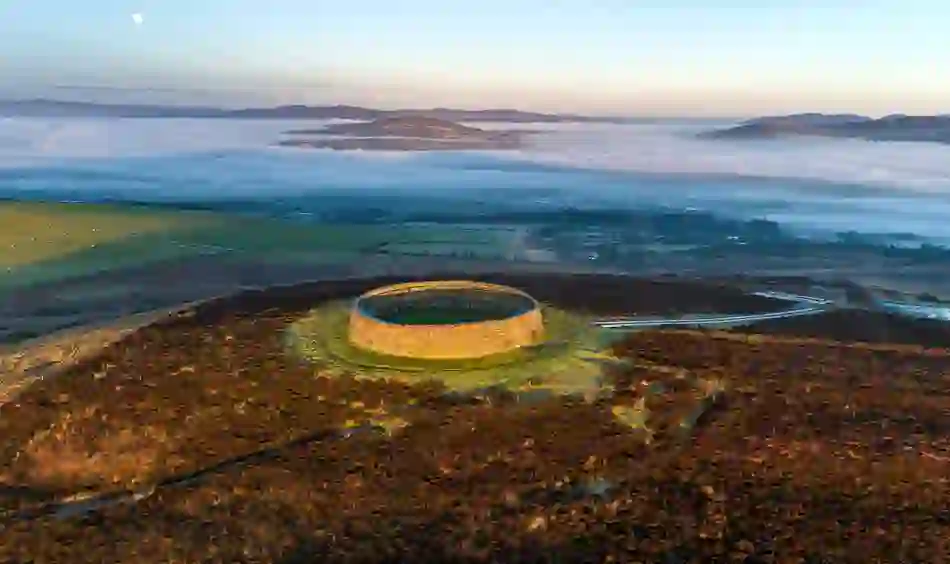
[592,291,834,330]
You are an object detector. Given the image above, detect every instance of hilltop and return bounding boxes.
[700,112,950,144]
[277,116,526,151]
[2,273,950,562]
[289,116,503,138]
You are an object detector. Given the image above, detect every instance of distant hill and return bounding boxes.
[700,113,950,144]
[286,116,517,139]
[278,116,525,151]
[0,99,623,123]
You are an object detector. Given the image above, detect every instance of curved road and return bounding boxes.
[592,291,834,330]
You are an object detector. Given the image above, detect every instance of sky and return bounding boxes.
[2,0,949,116]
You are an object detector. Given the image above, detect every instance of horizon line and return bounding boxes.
[2,96,947,121]
[0,96,736,120]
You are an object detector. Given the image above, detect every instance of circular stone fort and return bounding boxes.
[348,281,544,360]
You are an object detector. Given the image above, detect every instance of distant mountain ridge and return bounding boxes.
[0,99,623,123]
[700,112,950,144]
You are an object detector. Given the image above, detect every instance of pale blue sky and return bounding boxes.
[2,0,948,116]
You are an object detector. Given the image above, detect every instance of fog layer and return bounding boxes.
[0,117,948,243]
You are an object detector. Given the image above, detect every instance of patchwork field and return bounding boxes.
[0,202,519,290]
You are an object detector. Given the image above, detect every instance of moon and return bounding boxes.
[131,13,144,26]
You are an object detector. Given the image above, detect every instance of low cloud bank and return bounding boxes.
[0,117,948,242]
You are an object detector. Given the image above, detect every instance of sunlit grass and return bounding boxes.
[0,201,205,268]
[0,201,517,290]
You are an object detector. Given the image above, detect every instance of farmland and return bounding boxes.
[0,202,520,290]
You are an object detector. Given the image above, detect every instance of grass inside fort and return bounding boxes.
[358,288,535,325]
[373,307,511,325]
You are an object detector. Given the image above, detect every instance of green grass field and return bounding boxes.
[0,201,515,289]
[0,202,207,268]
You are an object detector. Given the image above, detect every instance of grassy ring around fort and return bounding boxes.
[285,287,619,398]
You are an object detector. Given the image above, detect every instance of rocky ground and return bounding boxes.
[1,274,949,563]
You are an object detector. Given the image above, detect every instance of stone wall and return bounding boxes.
[348,281,544,360]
